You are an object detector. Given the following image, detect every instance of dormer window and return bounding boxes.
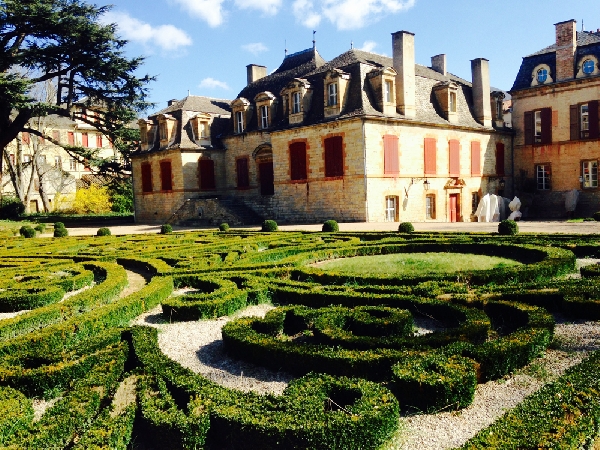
[531,64,553,86]
[254,91,276,130]
[491,91,505,128]
[385,80,393,103]
[449,92,457,113]
[200,121,208,138]
[231,97,251,134]
[328,83,338,106]
[583,60,595,74]
[292,92,301,114]
[366,67,396,115]
[537,68,548,83]
[159,122,167,140]
[576,56,599,78]
[432,81,459,124]
[190,113,211,141]
[157,114,176,147]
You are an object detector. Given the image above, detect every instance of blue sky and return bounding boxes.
[101,0,600,114]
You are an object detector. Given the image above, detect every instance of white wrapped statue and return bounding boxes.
[565,190,579,219]
[508,196,522,221]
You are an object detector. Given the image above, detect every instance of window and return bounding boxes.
[292,92,302,114]
[385,80,393,103]
[37,155,46,165]
[289,142,307,181]
[96,134,103,148]
[23,155,31,163]
[54,156,62,167]
[260,105,269,129]
[583,59,595,74]
[199,158,216,190]
[200,121,208,138]
[383,135,399,175]
[81,133,88,148]
[582,160,598,188]
[22,132,30,145]
[536,164,551,190]
[70,158,77,170]
[524,108,552,145]
[570,101,598,140]
[470,141,481,176]
[496,100,502,120]
[537,68,548,83]
[52,130,59,142]
[160,161,173,191]
[471,192,479,214]
[425,194,436,219]
[385,196,399,222]
[324,136,344,177]
[327,83,338,106]
[235,111,244,133]
[496,143,505,176]
[159,122,168,140]
[449,140,460,177]
[424,138,437,175]
[68,132,74,146]
[449,92,457,113]
[141,163,152,193]
[236,157,250,188]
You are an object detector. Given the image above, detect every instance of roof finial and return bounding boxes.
[313,30,316,50]
[351,40,353,49]
[188,89,190,96]
[285,39,287,57]
[582,20,585,32]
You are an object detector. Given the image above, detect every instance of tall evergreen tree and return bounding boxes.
[0,0,153,198]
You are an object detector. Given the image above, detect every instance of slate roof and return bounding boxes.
[228,48,502,135]
[512,31,600,91]
[151,96,231,117]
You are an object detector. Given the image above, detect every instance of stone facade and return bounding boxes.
[132,30,512,225]
[511,20,600,218]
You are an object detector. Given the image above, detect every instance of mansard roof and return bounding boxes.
[151,95,231,117]
[526,31,600,57]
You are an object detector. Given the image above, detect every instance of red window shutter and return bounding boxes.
[524,111,533,145]
[96,134,103,148]
[589,100,599,139]
[541,108,552,144]
[52,130,59,142]
[424,138,436,175]
[237,158,249,188]
[383,135,399,175]
[160,161,172,191]
[68,132,74,146]
[290,142,307,180]
[81,133,88,148]
[570,105,580,140]
[141,163,152,193]
[496,142,505,176]
[199,159,216,190]
[470,141,481,175]
[22,132,30,144]
[324,136,344,177]
[449,140,460,176]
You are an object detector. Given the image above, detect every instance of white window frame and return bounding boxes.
[534,110,542,143]
[536,164,551,190]
[425,194,436,219]
[236,111,244,133]
[384,196,397,222]
[292,92,301,114]
[327,83,338,106]
[200,121,208,138]
[384,80,393,103]
[537,68,548,83]
[70,158,78,171]
[582,160,598,188]
[260,105,269,129]
[581,103,590,138]
[54,156,61,167]
[449,92,457,113]
[583,59,595,74]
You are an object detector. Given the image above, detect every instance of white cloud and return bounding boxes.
[359,40,378,52]
[199,78,231,90]
[171,0,227,27]
[293,0,415,30]
[102,11,192,51]
[234,0,282,15]
[292,0,322,28]
[242,42,269,55]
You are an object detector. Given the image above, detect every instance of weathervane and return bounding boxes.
[313,30,316,50]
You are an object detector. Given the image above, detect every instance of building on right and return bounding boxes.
[511,19,600,218]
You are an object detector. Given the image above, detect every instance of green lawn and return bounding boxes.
[315,253,522,276]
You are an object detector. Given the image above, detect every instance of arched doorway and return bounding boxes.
[254,145,274,196]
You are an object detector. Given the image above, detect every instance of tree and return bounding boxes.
[0,0,152,205]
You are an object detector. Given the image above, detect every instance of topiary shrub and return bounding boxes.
[322,220,339,232]
[593,212,600,222]
[53,226,68,238]
[219,223,230,232]
[19,226,36,238]
[398,222,414,233]
[160,224,173,234]
[0,197,25,219]
[34,223,46,233]
[54,222,65,229]
[96,227,111,237]
[262,220,278,232]
[498,219,519,235]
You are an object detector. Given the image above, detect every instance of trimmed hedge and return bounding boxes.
[96,227,111,236]
[498,219,519,235]
[0,386,33,445]
[262,220,278,232]
[398,222,414,233]
[322,220,339,232]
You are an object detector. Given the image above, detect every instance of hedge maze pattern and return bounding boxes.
[0,229,599,448]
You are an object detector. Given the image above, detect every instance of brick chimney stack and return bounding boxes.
[247,64,267,85]
[431,54,447,76]
[555,19,577,81]
[392,31,416,119]
[471,58,492,127]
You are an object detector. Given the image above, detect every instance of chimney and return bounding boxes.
[431,54,447,76]
[247,64,267,85]
[167,99,178,106]
[471,58,492,127]
[392,31,416,119]
[554,20,577,81]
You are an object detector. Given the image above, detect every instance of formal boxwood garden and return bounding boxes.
[0,227,598,448]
